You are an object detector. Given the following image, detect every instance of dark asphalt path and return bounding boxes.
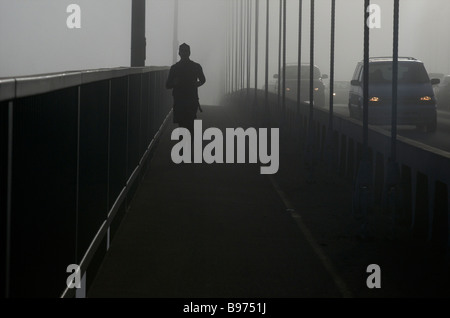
[88,102,450,299]
[87,105,343,298]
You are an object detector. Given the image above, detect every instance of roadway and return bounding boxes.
[328,103,450,153]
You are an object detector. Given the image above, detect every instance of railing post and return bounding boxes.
[5,101,13,298]
[106,80,112,251]
[447,187,450,262]
[427,178,436,242]
[75,85,81,264]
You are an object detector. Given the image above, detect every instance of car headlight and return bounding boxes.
[314,87,319,91]
[420,96,432,101]
[369,96,380,102]
[286,87,290,91]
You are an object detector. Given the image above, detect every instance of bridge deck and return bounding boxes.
[87,103,450,298]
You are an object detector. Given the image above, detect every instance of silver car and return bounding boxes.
[274,64,328,107]
[348,57,439,132]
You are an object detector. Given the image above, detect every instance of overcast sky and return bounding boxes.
[1,0,449,105]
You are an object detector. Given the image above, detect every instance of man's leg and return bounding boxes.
[178,120,195,161]
[186,120,194,138]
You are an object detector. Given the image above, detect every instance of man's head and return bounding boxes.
[179,43,191,60]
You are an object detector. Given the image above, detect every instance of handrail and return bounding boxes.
[0,66,170,101]
[2,65,173,297]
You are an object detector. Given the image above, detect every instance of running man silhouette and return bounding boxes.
[166,43,206,135]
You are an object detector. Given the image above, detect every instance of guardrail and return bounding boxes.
[229,89,450,257]
[1,66,173,298]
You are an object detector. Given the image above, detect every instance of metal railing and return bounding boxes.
[0,66,172,298]
[229,87,450,257]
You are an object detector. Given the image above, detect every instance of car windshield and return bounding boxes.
[368,62,430,84]
[283,65,321,80]
[335,81,350,89]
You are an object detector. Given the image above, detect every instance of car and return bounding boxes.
[273,63,328,107]
[329,80,351,105]
[429,72,445,96]
[348,57,440,132]
[436,75,450,111]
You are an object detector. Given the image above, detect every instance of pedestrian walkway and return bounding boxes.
[87,102,450,298]
[87,104,344,298]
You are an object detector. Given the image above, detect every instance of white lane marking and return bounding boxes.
[268,175,353,298]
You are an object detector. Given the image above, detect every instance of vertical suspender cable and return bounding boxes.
[247,0,252,94]
[254,0,259,108]
[391,0,399,161]
[386,0,401,239]
[325,0,336,171]
[297,0,303,120]
[264,0,270,118]
[352,0,373,239]
[235,0,239,93]
[329,0,336,132]
[282,0,287,121]
[278,0,282,107]
[363,0,370,157]
[309,0,315,124]
[173,0,179,64]
[239,0,244,90]
[304,0,316,184]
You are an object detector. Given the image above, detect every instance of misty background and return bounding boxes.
[1,0,449,106]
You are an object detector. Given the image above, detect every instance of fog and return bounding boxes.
[0,0,131,75]
[1,0,450,105]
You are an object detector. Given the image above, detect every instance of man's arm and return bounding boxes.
[196,65,206,87]
[166,66,176,89]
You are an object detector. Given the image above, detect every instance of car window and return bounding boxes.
[357,65,363,82]
[335,81,350,89]
[368,62,430,84]
[283,65,321,80]
[351,65,360,80]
